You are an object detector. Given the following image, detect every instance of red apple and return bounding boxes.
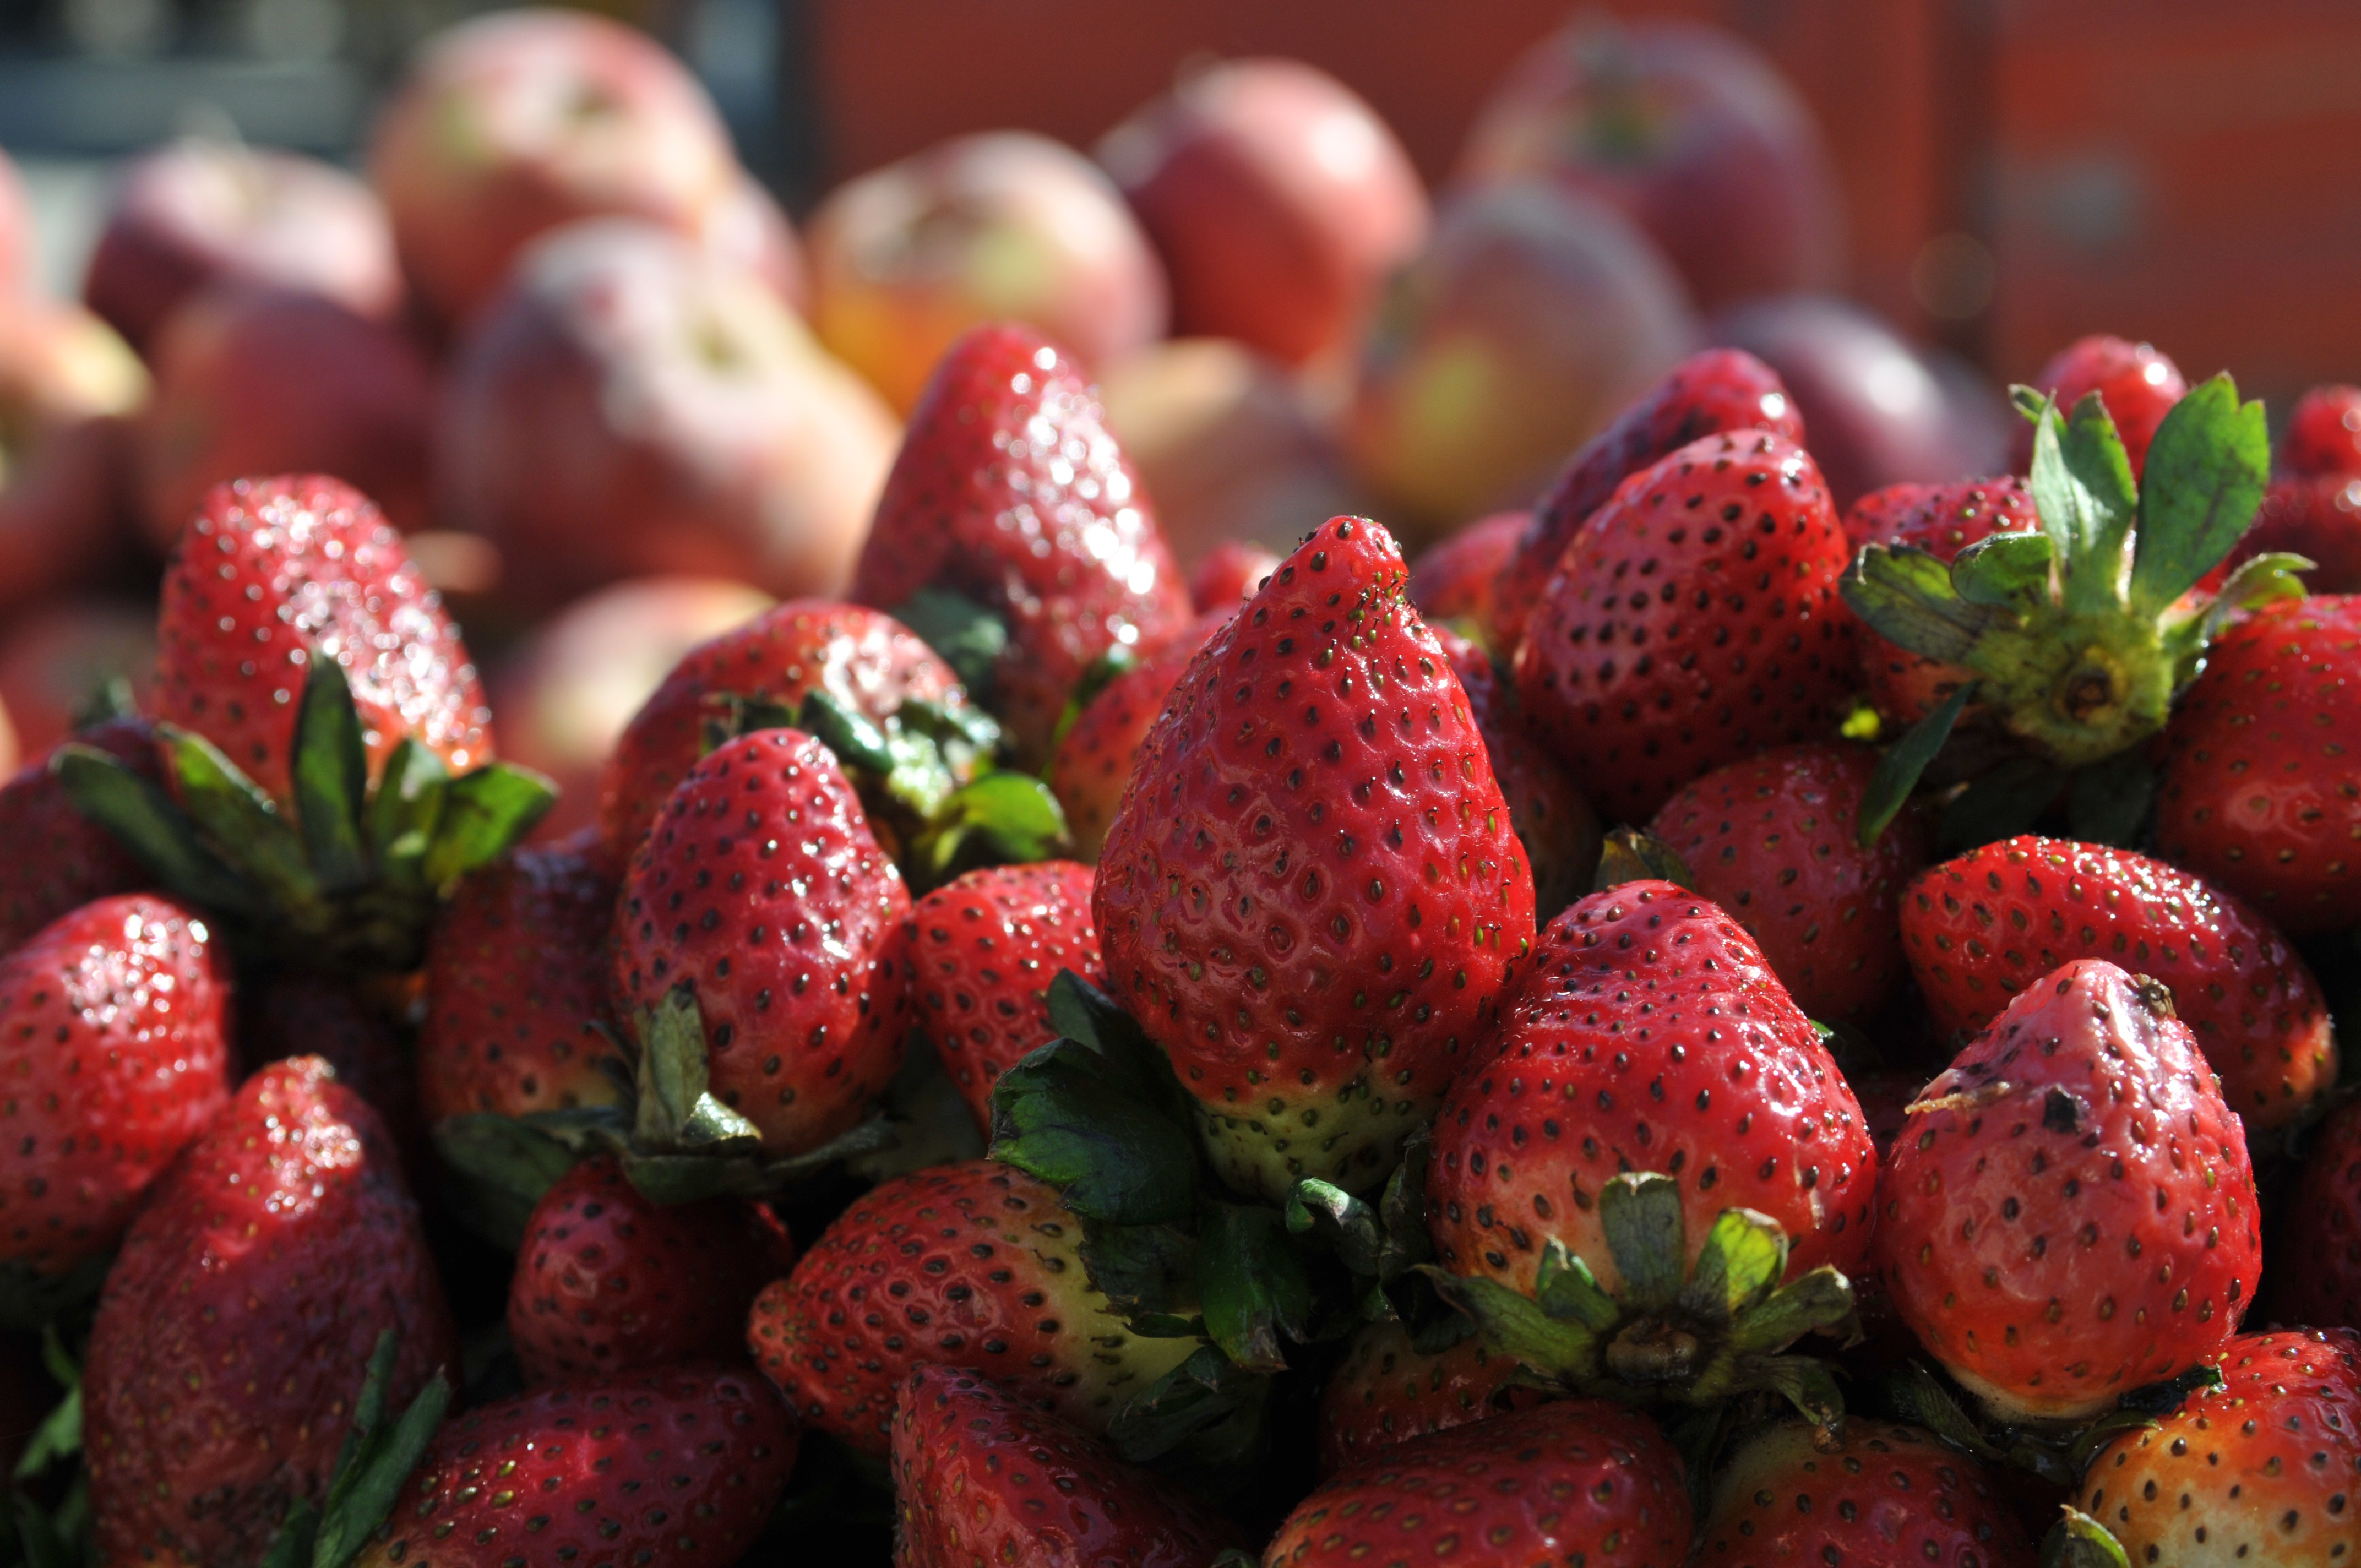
[1459,17,1843,314]
[437,218,899,613]
[0,598,155,760]
[0,147,31,301]
[1342,180,1696,540]
[806,130,1167,413]
[0,301,149,619]
[134,284,437,547]
[369,6,739,328]
[81,139,404,356]
[491,574,775,842]
[1098,58,1427,368]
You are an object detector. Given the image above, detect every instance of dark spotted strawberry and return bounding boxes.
[1315,1318,1537,1476]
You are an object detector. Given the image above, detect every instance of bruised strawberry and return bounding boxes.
[853,324,1192,761]
[1189,539,1280,612]
[1900,835,2337,1131]
[747,1161,1195,1458]
[2276,1099,2360,1331]
[0,718,156,953]
[153,474,491,807]
[1095,515,1537,1199]
[1049,610,1226,861]
[1316,1318,1537,1476]
[891,1365,1241,1568]
[2282,383,2361,478]
[1406,509,1524,645]
[597,598,964,864]
[2012,335,2186,477]
[894,859,1102,1135]
[1434,625,1598,919]
[611,728,910,1156]
[1843,477,2041,724]
[1513,431,1856,823]
[1875,959,2260,1422]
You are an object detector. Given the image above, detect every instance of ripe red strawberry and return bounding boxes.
[1647,741,1929,1022]
[1049,611,1225,861]
[2156,595,2361,934]
[2222,472,2361,593]
[1493,347,1803,653]
[85,1055,455,1567]
[1843,477,2041,723]
[1316,1318,1537,1476]
[1435,624,1599,919]
[1267,1399,1691,1568]
[1899,835,2337,1131]
[2011,335,2186,477]
[0,893,231,1289]
[2072,1329,2359,1567]
[894,859,1102,1135]
[1095,515,1537,1199]
[0,717,156,953]
[853,323,1192,760]
[597,598,964,864]
[1512,430,1857,823]
[352,1365,798,1568]
[420,830,625,1124]
[1406,508,1525,643]
[2282,383,2361,477]
[891,1364,1242,1568]
[746,1161,1196,1458]
[153,474,491,806]
[508,1156,795,1384]
[1690,1418,2035,1568]
[246,970,429,1179]
[1874,959,2260,1422]
[2276,1099,2360,1330]
[1189,538,1280,611]
[1429,879,1875,1300]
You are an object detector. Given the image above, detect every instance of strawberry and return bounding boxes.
[611,727,911,1156]
[352,1365,798,1568]
[153,474,490,807]
[1690,1417,2036,1568]
[746,1160,1197,1458]
[1513,430,1857,824]
[894,859,1102,1135]
[852,323,1192,761]
[0,893,231,1302]
[246,969,430,1179]
[1434,624,1599,920]
[1898,834,2337,1131]
[1095,514,1537,1199]
[2221,471,2361,593]
[2275,1098,2360,1330]
[1316,1318,1537,1476]
[891,1364,1241,1568]
[85,1055,455,1567]
[420,831,625,1124]
[1874,959,2260,1422]
[1492,347,1803,652]
[1843,477,2041,724]
[2069,1329,2359,1567]
[1049,610,1226,861]
[597,598,965,865]
[2156,595,2361,934]
[2282,383,2361,478]
[508,1156,795,1384]
[1647,741,1929,1022]
[1406,509,1525,646]
[1266,1398,1692,1568]
[2011,335,2186,478]
[0,717,156,953]
[1189,539,1280,612]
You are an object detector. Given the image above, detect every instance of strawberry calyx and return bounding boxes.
[1872,1355,2226,1489]
[1591,827,1695,892]
[55,659,554,974]
[2039,1508,2132,1568]
[262,1329,450,1568]
[1420,1172,1859,1444]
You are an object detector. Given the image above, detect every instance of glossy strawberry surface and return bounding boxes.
[1315,1317,1536,1476]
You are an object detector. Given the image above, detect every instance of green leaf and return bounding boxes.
[2188,549,2310,665]
[1531,1240,1620,1335]
[429,1110,618,1245]
[1421,1265,1602,1379]
[1196,1202,1314,1374]
[1951,530,2055,608]
[367,738,448,879]
[918,773,1072,885]
[53,744,257,916]
[11,1489,83,1568]
[1374,1130,1437,1281]
[1879,1361,2002,1463]
[1104,1346,1268,1468]
[989,1037,1201,1227]
[797,688,897,774]
[1858,680,1976,848]
[893,588,1008,699]
[421,763,557,889]
[291,659,371,892]
[2028,391,2137,614]
[12,1331,80,1482]
[1840,545,1992,664]
[1937,757,2065,854]
[307,1332,452,1568]
[1598,1174,1686,1314]
[164,724,320,906]
[629,986,763,1158]
[1044,645,1141,776]
[1679,1208,1787,1324]
[1748,1355,1847,1445]
[2129,373,2271,615]
[1591,827,1695,892]
[1283,1179,1384,1278]
[1727,1265,1855,1354]
[2041,1509,2133,1568]
[2066,750,2156,848]
[1077,1219,1201,1333]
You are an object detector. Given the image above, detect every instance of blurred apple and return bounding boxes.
[492,575,773,841]
[1459,18,1842,314]
[1342,181,1695,540]
[438,219,899,613]
[82,139,404,357]
[1708,294,2007,510]
[699,167,807,314]
[1099,337,1361,565]
[369,7,739,328]
[0,301,148,619]
[1098,58,1426,368]
[807,130,1167,413]
[135,285,437,546]
[0,598,154,759]
[0,147,30,300]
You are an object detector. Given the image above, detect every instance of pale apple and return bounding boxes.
[0,301,148,618]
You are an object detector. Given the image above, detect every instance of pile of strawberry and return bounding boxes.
[4,318,2358,1568]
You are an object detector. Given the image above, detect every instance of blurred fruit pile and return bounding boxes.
[2,9,2357,1568]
